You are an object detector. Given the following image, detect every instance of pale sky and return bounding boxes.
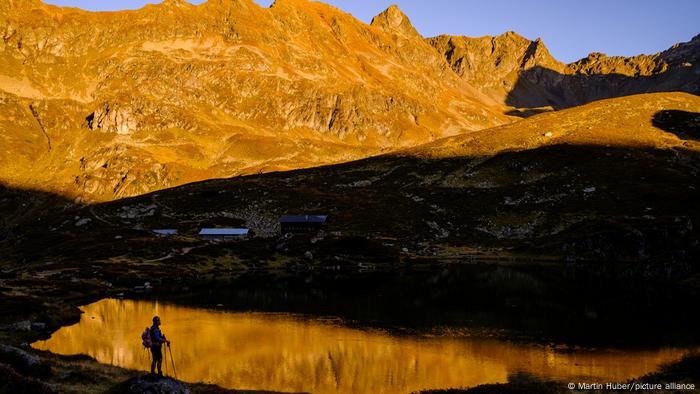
[43,0,700,63]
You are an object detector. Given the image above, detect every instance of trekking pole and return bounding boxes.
[167,343,178,380]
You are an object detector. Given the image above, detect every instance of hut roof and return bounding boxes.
[153,229,178,235]
[279,215,328,224]
[199,228,249,236]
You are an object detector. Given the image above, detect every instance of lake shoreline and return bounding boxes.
[32,297,700,394]
[2,260,700,393]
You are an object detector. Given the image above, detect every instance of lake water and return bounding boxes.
[32,298,696,394]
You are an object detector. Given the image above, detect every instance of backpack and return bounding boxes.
[141,327,153,348]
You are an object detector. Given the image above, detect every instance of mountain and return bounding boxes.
[1,0,699,203]
[0,0,508,201]
[428,32,700,112]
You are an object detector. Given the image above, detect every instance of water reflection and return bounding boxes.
[33,299,695,394]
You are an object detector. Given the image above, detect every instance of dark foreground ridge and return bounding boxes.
[107,374,296,394]
[107,375,190,394]
[5,142,699,264]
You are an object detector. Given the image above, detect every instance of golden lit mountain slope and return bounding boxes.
[412,92,700,158]
[0,0,510,201]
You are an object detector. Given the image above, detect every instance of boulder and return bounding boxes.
[10,321,31,332]
[0,345,51,378]
[107,375,190,394]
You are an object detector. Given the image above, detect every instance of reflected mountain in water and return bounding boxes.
[33,299,698,394]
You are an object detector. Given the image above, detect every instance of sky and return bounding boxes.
[43,0,700,63]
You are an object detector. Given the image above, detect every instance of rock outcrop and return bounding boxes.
[87,103,138,135]
[107,375,190,394]
[0,345,51,378]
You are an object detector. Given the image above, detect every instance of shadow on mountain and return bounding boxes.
[504,107,552,118]
[3,141,700,266]
[652,110,700,141]
[506,65,700,112]
[65,142,698,266]
[0,183,77,234]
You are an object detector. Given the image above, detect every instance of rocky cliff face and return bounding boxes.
[0,0,509,201]
[427,32,567,110]
[429,32,700,111]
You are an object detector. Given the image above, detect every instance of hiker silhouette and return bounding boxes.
[144,316,170,376]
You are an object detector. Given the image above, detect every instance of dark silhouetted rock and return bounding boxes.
[108,375,191,394]
[9,321,31,332]
[0,345,51,378]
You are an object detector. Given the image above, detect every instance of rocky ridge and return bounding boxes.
[429,32,700,111]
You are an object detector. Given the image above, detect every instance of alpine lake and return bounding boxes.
[31,263,700,394]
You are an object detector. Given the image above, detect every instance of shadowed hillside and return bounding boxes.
[4,93,699,265]
[652,110,700,141]
[507,64,700,111]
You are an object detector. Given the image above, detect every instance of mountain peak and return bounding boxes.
[6,0,44,10]
[160,0,191,8]
[202,0,253,10]
[501,31,527,41]
[370,4,421,39]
